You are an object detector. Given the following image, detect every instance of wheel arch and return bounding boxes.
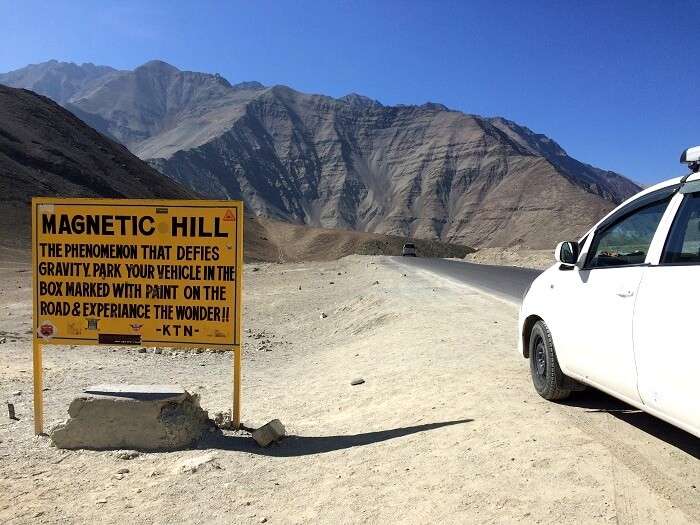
[521,314,543,358]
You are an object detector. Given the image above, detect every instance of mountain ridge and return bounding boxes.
[1,83,469,262]
[0,60,642,249]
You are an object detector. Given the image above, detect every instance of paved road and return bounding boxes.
[393,257,543,304]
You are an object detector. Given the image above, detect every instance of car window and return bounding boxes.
[587,199,669,269]
[661,193,700,264]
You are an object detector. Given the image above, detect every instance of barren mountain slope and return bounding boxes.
[251,217,472,262]
[0,84,467,261]
[149,87,631,248]
[0,85,197,248]
[1,61,642,249]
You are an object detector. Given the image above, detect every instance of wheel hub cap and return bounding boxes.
[535,340,546,376]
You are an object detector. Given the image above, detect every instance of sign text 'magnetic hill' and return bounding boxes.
[32,198,243,348]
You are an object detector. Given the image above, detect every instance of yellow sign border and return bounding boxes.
[31,197,244,434]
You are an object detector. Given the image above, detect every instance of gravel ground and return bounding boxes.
[0,255,697,524]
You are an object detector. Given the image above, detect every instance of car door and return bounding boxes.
[633,190,700,435]
[553,192,673,404]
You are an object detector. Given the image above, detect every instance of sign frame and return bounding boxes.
[31,197,244,434]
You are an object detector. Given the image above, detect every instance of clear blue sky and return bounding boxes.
[2,0,698,185]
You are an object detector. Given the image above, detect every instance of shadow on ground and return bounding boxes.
[562,389,699,459]
[202,419,473,457]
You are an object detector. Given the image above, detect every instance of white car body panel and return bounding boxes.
[518,174,700,438]
[552,264,645,403]
[634,266,700,435]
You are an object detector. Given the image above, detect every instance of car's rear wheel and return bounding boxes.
[529,320,571,400]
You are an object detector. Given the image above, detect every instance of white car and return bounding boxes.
[519,146,700,438]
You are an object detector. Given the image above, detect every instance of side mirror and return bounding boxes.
[555,241,579,266]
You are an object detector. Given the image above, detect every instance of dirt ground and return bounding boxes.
[464,248,555,270]
[0,255,697,524]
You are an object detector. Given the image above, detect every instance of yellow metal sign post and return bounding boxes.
[31,198,244,434]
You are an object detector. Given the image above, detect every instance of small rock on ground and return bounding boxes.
[252,419,286,447]
[114,450,140,460]
[174,453,221,474]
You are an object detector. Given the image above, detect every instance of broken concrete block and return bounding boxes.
[252,419,286,447]
[50,385,211,451]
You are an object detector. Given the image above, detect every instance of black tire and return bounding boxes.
[529,320,571,401]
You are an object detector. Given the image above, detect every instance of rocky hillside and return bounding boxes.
[1,60,642,249]
[0,84,197,247]
[250,217,472,262]
[0,83,468,261]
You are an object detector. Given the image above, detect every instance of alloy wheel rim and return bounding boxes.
[534,338,546,377]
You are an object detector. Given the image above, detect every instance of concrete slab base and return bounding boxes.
[50,384,211,451]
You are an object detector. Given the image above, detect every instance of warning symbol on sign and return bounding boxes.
[223,209,235,221]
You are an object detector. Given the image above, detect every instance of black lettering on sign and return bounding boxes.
[65,282,111,297]
[171,217,228,238]
[39,301,72,316]
[39,281,63,297]
[125,264,155,279]
[145,284,177,300]
[92,263,122,279]
[154,304,174,320]
[42,214,57,234]
[174,305,229,322]
[38,262,89,277]
[111,283,142,298]
[81,302,151,319]
[42,214,156,236]
[158,324,195,337]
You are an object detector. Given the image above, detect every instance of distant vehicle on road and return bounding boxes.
[518,146,700,438]
[402,242,417,257]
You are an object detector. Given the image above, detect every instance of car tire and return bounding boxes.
[529,320,571,401]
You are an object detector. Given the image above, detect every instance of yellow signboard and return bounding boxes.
[31,198,244,433]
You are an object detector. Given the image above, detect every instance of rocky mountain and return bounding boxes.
[1,60,642,249]
[0,83,468,261]
[0,60,118,105]
[0,84,193,247]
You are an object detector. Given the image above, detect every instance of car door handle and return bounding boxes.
[616,290,634,298]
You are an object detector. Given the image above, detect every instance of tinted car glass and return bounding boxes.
[662,193,700,264]
[587,199,669,268]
